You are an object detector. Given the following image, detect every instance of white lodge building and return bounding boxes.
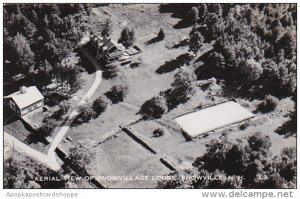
[5,86,44,117]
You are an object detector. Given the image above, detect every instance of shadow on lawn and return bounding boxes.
[159,4,195,29]
[155,53,193,74]
[75,45,97,74]
[275,111,297,138]
[173,19,194,29]
[145,36,163,45]
[172,38,189,49]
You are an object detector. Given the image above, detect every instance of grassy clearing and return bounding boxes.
[68,4,191,141]
[86,132,169,188]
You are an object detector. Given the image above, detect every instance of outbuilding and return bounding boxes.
[5,86,44,117]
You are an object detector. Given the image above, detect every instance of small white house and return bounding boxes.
[5,86,44,117]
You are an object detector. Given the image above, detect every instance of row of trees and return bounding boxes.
[157,132,296,188]
[75,85,128,124]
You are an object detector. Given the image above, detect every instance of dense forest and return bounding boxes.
[187,3,296,98]
[3,4,100,94]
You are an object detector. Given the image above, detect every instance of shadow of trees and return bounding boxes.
[159,4,195,29]
[275,111,297,138]
[173,20,194,29]
[145,36,162,45]
[172,38,189,49]
[75,47,96,74]
[156,53,193,74]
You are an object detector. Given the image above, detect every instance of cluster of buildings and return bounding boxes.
[89,33,131,63]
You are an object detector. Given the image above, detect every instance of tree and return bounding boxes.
[118,27,135,48]
[257,95,279,113]
[105,85,128,104]
[65,144,95,177]
[101,18,111,37]
[11,33,35,73]
[198,4,208,21]
[157,169,198,188]
[189,31,204,54]
[77,104,94,123]
[59,100,70,115]
[240,59,263,87]
[102,63,120,79]
[247,132,271,152]
[212,4,223,16]
[262,58,296,96]
[190,6,199,23]
[35,59,53,86]
[92,96,109,116]
[193,133,232,172]
[38,118,56,138]
[157,28,166,40]
[167,67,196,109]
[140,95,167,119]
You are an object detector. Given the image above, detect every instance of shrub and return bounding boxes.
[77,104,94,122]
[239,122,250,130]
[153,128,165,137]
[258,95,279,113]
[38,118,56,138]
[105,85,128,104]
[140,95,167,119]
[92,96,108,116]
[101,18,111,37]
[189,31,204,54]
[118,27,135,48]
[59,100,70,115]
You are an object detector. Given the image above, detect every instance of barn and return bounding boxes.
[175,100,255,139]
[5,86,44,117]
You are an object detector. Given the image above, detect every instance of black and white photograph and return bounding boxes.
[2,2,297,192]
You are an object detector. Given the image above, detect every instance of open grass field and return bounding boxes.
[86,131,170,188]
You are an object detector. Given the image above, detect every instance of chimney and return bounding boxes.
[20,86,27,94]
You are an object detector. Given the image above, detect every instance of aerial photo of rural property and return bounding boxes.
[3,3,297,189]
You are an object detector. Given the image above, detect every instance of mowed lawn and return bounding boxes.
[87,132,170,188]
[68,4,191,141]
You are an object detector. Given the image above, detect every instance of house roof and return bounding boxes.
[91,34,125,52]
[6,86,44,109]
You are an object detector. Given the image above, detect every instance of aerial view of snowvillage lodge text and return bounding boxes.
[3,3,297,189]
